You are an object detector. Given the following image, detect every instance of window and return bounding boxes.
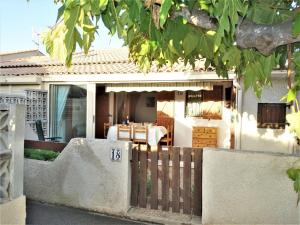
[185,85,223,119]
[50,85,87,142]
[257,103,286,129]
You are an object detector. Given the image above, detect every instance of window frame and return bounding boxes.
[49,84,87,142]
[185,85,223,119]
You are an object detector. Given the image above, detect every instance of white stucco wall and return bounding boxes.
[174,87,232,148]
[240,78,299,154]
[0,196,26,225]
[24,138,132,215]
[202,148,299,225]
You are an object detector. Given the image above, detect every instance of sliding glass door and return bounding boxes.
[50,84,87,142]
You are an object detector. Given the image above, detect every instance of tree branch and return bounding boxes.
[173,8,300,55]
[236,18,300,55]
[172,7,217,30]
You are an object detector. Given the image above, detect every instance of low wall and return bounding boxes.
[0,196,26,225]
[202,148,299,224]
[24,138,132,215]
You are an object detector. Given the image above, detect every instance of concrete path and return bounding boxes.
[26,201,152,225]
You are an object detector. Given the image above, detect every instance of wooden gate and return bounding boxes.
[130,145,203,216]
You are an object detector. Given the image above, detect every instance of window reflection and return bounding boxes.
[50,85,87,142]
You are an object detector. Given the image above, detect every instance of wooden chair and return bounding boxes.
[160,125,173,146]
[117,125,132,141]
[103,122,112,138]
[132,125,148,145]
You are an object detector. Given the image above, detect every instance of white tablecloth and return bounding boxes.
[107,125,167,146]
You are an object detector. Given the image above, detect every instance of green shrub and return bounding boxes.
[287,158,300,205]
[24,148,59,161]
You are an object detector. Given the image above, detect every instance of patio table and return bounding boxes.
[107,125,167,146]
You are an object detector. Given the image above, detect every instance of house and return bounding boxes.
[0,49,44,62]
[0,48,299,154]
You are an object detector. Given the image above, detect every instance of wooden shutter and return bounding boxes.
[201,85,223,119]
[257,103,286,129]
[156,91,175,128]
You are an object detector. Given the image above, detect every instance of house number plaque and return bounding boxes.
[111,148,122,161]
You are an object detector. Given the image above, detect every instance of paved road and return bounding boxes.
[26,201,150,225]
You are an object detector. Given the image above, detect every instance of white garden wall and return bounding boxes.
[24,138,132,215]
[202,148,299,224]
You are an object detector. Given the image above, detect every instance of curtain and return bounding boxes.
[53,85,70,138]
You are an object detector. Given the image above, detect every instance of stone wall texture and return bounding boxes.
[0,103,26,225]
[24,138,132,215]
[202,148,299,224]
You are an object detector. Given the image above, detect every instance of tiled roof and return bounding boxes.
[0,48,211,76]
[0,49,42,56]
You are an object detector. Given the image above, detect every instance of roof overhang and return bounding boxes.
[0,75,42,84]
[42,72,236,83]
[105,81,214,92]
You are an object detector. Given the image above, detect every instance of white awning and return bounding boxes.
[105,82,213,92]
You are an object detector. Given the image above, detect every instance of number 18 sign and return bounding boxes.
[111,148,122,161]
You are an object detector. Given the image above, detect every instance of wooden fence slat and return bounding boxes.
[130,146,139,206]
[150,150,158,209]
[193,149,203,216]
[183,148,191,214]
[161,148,169,211]
[138,146,147,208]
[172,147,180,213]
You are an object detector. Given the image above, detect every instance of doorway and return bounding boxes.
[95,86,109,139]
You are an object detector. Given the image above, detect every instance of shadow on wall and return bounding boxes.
[240,111,297,153]
[174,116,230,148]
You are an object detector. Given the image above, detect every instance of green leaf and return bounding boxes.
[56,4,65,22]
[286,112,300,138]
[82,16,95,54]
[292,12,300,36]
[287,163,300,205]
[63,5,80,66]
[159,0,172,28]
[222,46,241,67]
[247,1,291,24]
[183,32,199,56]
[98,0,108,10]
[168,39,180,56]
[198,33,214,59]
[102,9,116,35]
[287,88,297,103]
[287,168,299,181]
[128,0,141,21]
[293,52,300,67]
[65,0,80,9]
[140,41,150,56]
[42,23,68,63]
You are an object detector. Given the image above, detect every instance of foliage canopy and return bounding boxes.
[44,0,300,132]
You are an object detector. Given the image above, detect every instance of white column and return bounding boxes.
[86,83,96,138]
[235,88,243,150]
[109,92,114,124]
